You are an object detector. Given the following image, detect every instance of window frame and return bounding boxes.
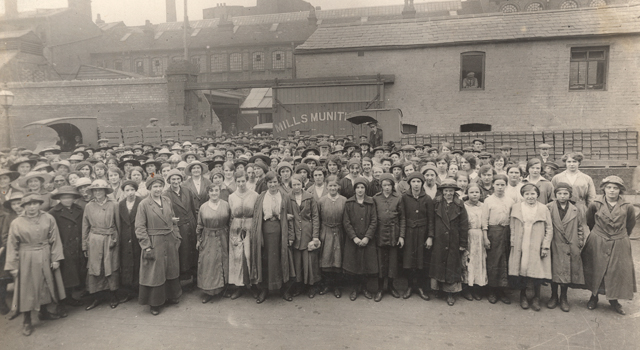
[252,52,265,71]
[151,57,164,76]
[210,54,227,72]
[229,53,243,72]
[569,46,608,91]
[135,59,145,74]
[272,50,285,70]
[460,51,486,91]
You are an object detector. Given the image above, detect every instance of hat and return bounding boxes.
[353,176,369,190]
[421,164,438,175]
[302,156,319,165]
[209,168,224,179]
[294,163,311,175]
[51,186,82,200]
[538,143,552,149]
[18,171,52,188]
[165,168,184,182]
[301,148,319,158]
[150,118,158,122]
[74,177,93,188]
[185,161,208,177]
[438,178,460,191]
[277,161,293,174]
[87,179,114,195]
[181,152,197,161]
[406,172,425,185]
[0,169,19,182]
[157,148,172,156]
[472,138,485,144]
[20,193,44,207]
[249,154,271,167]
[498,145,513,151]
[118,159,141,171]
[98,138,109,143]
[389,161,404,172]
[520,183,540,197]
[39,147,61,156]
[600,176,625,191]
[145,176,165,190]
[3,191,24,210]
[120,180,139,191]
[346,158,361,169]
[401,145,416,152]
[543,162,559,171]
[143,160,163,172]
[68,154,84,162]
[478,152,492,159]
[379,173,395,186]
[554,182,573,195]
[9,157,37,172]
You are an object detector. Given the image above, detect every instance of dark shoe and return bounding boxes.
[531,297,541,311]
[447,293,455,306]
[0,300,10,315]
[461,289,473,301]
[110,295,119,309]
[291,286,302,297]
[8,310,20,320]
[547,295,558,309]
[86,298,102,311]
[520,294,530,310]
[22,322,33,336]
[223,287,232,298]
[374,291,383,302]
[333,288,342,299]
[38,309,60,321]
[472,291,482,301]
[402,287,412,299]
[610,300,625,315]
[202,294,214,304]
[499,294,511,305]
[256,290,267,304]
[389,287,400,299]
[64,298,84,307]
[150,306,160,315]
[349,290,358,301]
[307,287,316,299]
[318,285,330,295]
[231,288,244,300]
[165,298,179,305]
[282,292,293,302]
[250,286,259,299]
[488,293,498,304]
[363,289,373,300]
[56,305,68,318]
[559,297,570,312]
[118,294,134,304]
[587,295,598,310]
[417,288,430,301]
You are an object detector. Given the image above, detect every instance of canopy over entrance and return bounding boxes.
[23,117,98,151]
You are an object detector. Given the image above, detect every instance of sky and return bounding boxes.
[1,0,411,26]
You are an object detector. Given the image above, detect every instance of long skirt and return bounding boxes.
[178,222,198,275]
[582,233,636,300]
[197,228,229,296]
[228,220,251,286]
[466,228,488,286]
[262,220,284,291]
[431,279,462,293]
[403,225,427,269]
[292,248,321,285]
[377,246,398,279]
[342,239,378,275]
[138,278,182,307]
[486,225,510,288]
[87,272,119,294]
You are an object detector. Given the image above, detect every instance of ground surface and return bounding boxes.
[1,241,639,350]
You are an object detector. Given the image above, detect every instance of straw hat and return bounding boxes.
[86,179,114,195]
[3,191,24,210]
[0,169,19,182]
[9,157,37,172]
[20,193,44,207]
[18,171,52,188]
[185,161,208,177]
[51,186,82,200]
[438,178,460,191]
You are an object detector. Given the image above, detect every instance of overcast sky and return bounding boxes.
[2,0,410,26]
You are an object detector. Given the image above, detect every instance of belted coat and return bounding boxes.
[49,203,84,288]
[429,195,469,283]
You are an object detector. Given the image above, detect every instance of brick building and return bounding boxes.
[294,5,640,134]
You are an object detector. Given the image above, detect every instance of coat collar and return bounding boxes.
[593,194,630,222]
[147,195,170,225]
[511,201,548,223]
[346,195,374,204]
[289,190,312,202]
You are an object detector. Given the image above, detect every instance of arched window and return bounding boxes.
[560,0,578,9]
[525,2,544,11]
[211,54,226,72]
[460,123,492,133]
[589,0,606,7]
[253,52,265,70]
[152,58,163,76]
[229,53,242,71]
[501,4,518,13]
[460,52,485,90]
[272,50,285,70]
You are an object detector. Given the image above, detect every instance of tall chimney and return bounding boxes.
[166,0,177,22]
[4,0,18,18]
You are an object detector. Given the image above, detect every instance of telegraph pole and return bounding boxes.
[183,0,189,60]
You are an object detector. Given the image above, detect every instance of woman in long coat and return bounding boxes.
[0,192,23,316]
[49,186,85,312]
[546,182,584,312]
[582,176,636,315]
[401,172,435,301]
[508,183,553,311]
[249,171,295,303]
[428,179,469,306]
[342,177,378,301]
[197,184,231,303]
[118,180,142,303]
[317,175,348,298]
[83,179,121,311]
[135,177,182,315]
[287,174,321,297]
[5,194,65,336]
[552,152,596,233]
[183,161,212,216]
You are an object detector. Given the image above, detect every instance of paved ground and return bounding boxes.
[2,241,640,350]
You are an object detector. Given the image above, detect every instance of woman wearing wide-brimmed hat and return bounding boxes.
[18,171,53,211]
[0,191,24,316]
[48,186,85,314]
[581,176,636,315]
[82,179,121,311]
[135,176,182,315]
[5,193,66,336]
[9,157,36,178]
[0,169,19,207]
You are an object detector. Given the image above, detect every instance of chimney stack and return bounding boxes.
[166,0,177,22]
[402,0,416,19]
[4,0,18,18]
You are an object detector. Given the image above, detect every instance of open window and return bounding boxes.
[460,123,491,132]
[460,52,485,90]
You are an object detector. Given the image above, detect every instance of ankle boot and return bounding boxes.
[22,313,33,336]
[520,289,529,310]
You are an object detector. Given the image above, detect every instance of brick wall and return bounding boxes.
[6,78,170,148]
[295,35,640,134]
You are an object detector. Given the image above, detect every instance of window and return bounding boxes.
[152,58,163,76]
[135,60,145,74]
[191,56,204,72]
[211,54,226,72]
[460,52,485,90]
[461,124,491,132]
[589,0,606,7]
[253,52,265,70]
[114,60,123,71]
[525,2,544,11]
[501,4,518,13]
[560,0,578,9]
[229,53,242,71]
[569,47,607,90]
[272,51,285,69]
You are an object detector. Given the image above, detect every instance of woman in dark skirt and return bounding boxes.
[135,177,182,315]
[342,177,378,301]
[249,171,295,303]
[118,180,142,303]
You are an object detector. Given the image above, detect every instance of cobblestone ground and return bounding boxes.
[2,241,639,350]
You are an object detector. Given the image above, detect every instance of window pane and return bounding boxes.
[211,55,226,72]
[230,53,242,71]
[587,61,606,89]
[588,51,605,60]
[569,61,586,89]
[253,52,264,70]
[461,53,484,89]
[272,51,285,69]
[571,51,587,60]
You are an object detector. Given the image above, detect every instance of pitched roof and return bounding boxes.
[296,5,640,53]
[74,65,146,80]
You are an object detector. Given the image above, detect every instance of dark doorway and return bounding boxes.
[460,123,491,132]
[51,123,83,151]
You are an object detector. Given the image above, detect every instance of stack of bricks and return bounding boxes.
[402,129,639,161]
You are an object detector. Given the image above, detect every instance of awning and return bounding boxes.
[240,88,272,114]
[23,117,98,127]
